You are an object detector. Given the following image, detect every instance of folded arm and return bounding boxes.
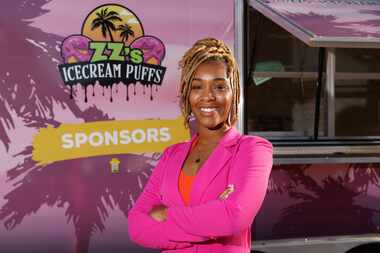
[166,137,273,239]
[127,146,210,249]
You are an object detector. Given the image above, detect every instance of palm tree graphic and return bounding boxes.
[117,23,135,42]
[91,8,122,42]
[0,2,160,252]
[272,165,380,238]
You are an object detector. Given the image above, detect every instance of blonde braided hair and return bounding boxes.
[179,38,240,129]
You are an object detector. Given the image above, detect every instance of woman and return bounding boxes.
[127,38,273,253]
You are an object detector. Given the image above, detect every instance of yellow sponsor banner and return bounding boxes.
[32,117,190,165]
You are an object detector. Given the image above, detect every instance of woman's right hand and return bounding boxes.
[218,184,234,200]
[149,204,167,222]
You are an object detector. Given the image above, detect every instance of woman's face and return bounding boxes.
[189,60,233,130]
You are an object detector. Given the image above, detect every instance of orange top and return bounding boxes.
[178,137,198,206]
[178,170,196,206]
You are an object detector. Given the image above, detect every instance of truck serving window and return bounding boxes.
[246,1,380,163]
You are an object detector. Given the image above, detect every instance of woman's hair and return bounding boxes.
[179,38,240,128]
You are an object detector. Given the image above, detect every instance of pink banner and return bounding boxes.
[0,1,234,252]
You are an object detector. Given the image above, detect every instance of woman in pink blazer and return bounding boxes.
[128,38,273,253]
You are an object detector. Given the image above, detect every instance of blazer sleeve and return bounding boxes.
[127,145,210,249]
[166,136,273,238]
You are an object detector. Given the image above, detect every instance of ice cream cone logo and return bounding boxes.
[58,4,167,102]
[109,158,121,173]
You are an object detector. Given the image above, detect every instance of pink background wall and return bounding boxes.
[0,1,234,252]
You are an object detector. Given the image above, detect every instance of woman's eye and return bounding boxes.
[215,84,227,90]
[191,84,202,90]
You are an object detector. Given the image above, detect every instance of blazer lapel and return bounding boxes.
[189,128,241,205]
[165,135,195,206]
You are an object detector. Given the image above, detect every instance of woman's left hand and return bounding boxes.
[219,184,234,200]
[149,204,168,222]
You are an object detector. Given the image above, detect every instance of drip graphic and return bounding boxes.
[84,85,88,103]
[58,5,166,103]
[126,84,130,101]
[110,84,113,102]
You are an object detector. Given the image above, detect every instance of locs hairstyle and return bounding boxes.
[178,38,240,128]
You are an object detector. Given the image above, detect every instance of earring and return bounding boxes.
[188,112,195,122]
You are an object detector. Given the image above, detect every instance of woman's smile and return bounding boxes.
[200,107,217,113]
[199,106,218,116]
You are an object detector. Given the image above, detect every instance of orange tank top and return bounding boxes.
[178,138,198,206]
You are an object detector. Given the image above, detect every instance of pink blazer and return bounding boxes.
[127,127,273,253]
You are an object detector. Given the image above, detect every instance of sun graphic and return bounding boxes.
[81,4,144,46]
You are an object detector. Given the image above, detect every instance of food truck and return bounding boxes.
[0,0,379,252]
[246,1,380,252]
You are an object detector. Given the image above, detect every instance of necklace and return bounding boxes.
[192,138,217,164]
[192,142,215,164]
[192,138,202,163]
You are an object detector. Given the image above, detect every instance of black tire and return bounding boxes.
[346,242,380,253]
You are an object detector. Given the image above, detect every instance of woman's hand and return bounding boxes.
[218,184,234,200]
[149,204,168,222]
[148,184,233,222]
